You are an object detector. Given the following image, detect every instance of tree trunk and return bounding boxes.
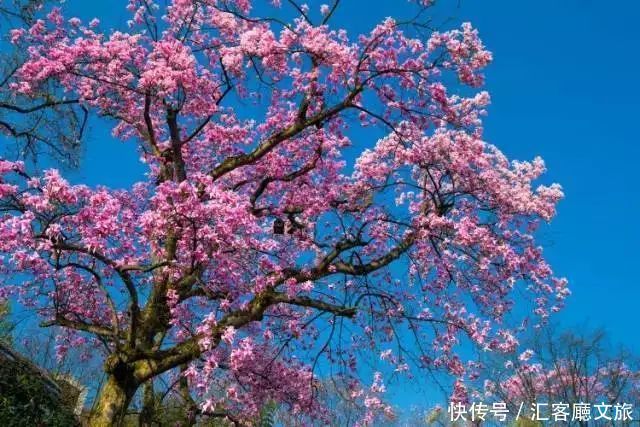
[179,364,198,426]
[138,380,155,427]
[89,373,138,427]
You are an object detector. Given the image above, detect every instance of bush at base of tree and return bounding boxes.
[0,359,78,427]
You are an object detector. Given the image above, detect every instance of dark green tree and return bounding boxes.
[0,342,79,426]
[0,302,13,343]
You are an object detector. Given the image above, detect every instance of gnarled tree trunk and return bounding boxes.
[89,370,138,427]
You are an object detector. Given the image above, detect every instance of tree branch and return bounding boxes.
[41,317,116,338]
[210,87,362,181]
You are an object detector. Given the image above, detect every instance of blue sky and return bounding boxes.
[455,0,640,350]
[54,0,639,411]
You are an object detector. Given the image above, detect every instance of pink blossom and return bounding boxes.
[221,326,237,345]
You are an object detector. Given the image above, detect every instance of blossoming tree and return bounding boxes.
[0,0,568,425]
[0,0,87,165]
[482,329,640,423]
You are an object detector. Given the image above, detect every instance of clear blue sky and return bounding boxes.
[60,0,639,410]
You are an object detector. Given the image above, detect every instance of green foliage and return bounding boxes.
[0,358,78,426]
[258,401,277,427]
[423,407,443,425]
[122,393,236,427]
[0,302,14,344]
[512,419,542,427]
[0,308,83,426]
